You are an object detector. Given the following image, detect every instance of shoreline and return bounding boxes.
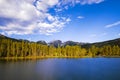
[0,56,120,60]
[0,56,91,60]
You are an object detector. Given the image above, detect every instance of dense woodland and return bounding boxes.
[0,35,120,59]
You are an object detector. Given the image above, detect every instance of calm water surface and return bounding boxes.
[0,58,120,80]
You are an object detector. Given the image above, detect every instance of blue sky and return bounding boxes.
[0,0,120,43]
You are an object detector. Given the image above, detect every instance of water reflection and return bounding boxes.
[0,58,120,80]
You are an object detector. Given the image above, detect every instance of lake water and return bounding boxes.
[0,58,120,80]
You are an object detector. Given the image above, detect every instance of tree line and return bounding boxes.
[0,39,120,58]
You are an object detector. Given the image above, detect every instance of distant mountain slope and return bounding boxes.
[0,34,8,39]
[0,34,28,42]
[0,34,17,41]
[0,34,120,48]
[82,38,120,48]
[94,38,120,46]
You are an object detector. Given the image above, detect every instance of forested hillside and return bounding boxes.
[0,34,120,59]
[82,38,120,48]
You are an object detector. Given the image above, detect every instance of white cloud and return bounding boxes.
[81,0,104,5]
[0,22,35,35]
[105,21,120,28]
[0,0,40,21]
[37,17,70,35]
[0,0,71,35]
[66,18,71,22]
[55,0,104,12]
[54,8,63,12]
[36,0,59,12]
[57,0,104,6]
[77,16,84,19]
[0,0,104,36]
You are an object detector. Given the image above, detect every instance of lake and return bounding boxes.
[0,58,120,80]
